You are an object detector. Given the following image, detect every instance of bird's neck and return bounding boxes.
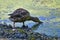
[30,16,35,19]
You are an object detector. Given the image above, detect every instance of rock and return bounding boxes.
[0,24,12,29]
[0,30,5,38]
[0,23,59,40]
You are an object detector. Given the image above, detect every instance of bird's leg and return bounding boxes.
[22,22,25,28]
[13,22,15,28]
[22,22,28,28]
[23,22,24,26]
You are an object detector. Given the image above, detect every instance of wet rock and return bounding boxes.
[0,30,5,37]
[0,24,12,29]
[0,23,59,40]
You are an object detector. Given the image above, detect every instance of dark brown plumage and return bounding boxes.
[9,8,43,28]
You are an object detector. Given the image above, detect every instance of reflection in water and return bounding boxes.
[23,17,60,37]
[31,22,42,30]
[34,21,60,37]
[0,17,60,37]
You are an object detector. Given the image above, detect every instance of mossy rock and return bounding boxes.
[17,29,25,33]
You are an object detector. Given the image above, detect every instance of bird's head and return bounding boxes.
[30,17,43,24]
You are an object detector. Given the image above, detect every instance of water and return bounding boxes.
[0,17,60,37]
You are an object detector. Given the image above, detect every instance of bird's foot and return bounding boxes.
[22,25,28,29]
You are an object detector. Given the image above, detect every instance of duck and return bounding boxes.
[9,8,43,28]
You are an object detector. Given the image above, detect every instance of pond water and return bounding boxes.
[0,16,60,37]
[26,20,60,37]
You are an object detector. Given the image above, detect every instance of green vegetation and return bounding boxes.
[17,29,25,33]
[0,0,60,19]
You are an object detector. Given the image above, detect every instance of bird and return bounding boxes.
[9,8,43,28]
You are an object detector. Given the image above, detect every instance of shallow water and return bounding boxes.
[0,17,60,37]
